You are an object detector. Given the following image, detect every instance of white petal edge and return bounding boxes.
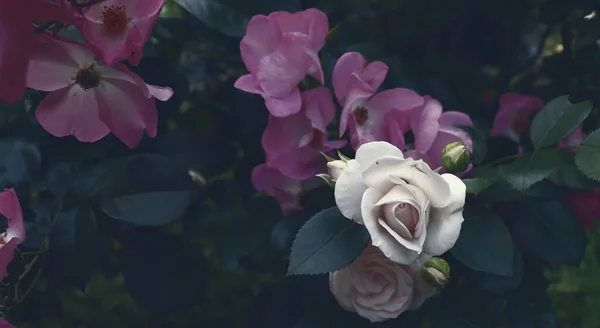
[355,141,404,171]
[423,173,466,256]
[334,160,367,224]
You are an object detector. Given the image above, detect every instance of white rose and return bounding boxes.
[334,141,466,264]
[327,160,347,180]
[329,245,436,323]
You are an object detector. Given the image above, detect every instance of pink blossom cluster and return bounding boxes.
[1,0,173,148]
[235,9,474,215]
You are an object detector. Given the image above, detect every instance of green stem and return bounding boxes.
[482,144,579,167]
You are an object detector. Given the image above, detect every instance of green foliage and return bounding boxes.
[529,95,592,148]
[463,178,494,195]
[498,148,567,190]
[513,200,586,266]
[451,202,514,276]
[575,129,600,181]
[287,207,369,275]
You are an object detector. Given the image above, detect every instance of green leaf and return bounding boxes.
[451,203,514,276]
[498,148,566,190]
[463,178,495,194]
[101,191,198,226]
[550,164,600,189]
[575,129,600,181]
[530,95,592,148]
[173,0,249,38]
[513,200,586,265]
[287,207,370,275]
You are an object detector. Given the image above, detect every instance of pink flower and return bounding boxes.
[0,0,71,103]
[251,164,321,215]
[26,35,173,148]
[0,318,15,328]
[489,93,544,142]
[559,124,585,149]
[77,0,166,65]
[331,52,390,136]
[406,99,474,170]
[0,188,26,282]
[564,188,600,231]
[261,87,346,180]
[329,245,435,322]
[234,9,328,117]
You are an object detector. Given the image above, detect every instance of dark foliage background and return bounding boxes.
[1,0,599,327]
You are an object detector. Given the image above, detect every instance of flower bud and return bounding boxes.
[327,160,347,180]
[441,141,471,173]
[420,257,450,288]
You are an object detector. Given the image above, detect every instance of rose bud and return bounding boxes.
[442,141,472,173]
[420,257,450,288]
[327,160,347,180]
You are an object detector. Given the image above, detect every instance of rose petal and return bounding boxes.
[334,160,367,223]
[355,141,404,170]
[411,97,442,153]
[363,157,452,208]
[362,188,420,264]
[234,74,263,94]
[303,86,335,132]
[239,15,280,74]
[423,173,466,256]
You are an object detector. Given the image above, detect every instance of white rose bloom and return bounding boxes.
[329,245,436,323]
[334,141,466,264]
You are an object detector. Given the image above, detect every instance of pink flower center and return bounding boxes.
[0,233,6,245]
[100,5,130,36]
[73,65,101,90]
[353,106,368,125]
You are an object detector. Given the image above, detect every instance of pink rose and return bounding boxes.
[234,9,329,117]
[261,87,346,180]
[329,245,436,323]
[26,34,173,148]
[489,93,544,142]
[77,0,166,65]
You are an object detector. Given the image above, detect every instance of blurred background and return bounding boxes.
[1,0,600,327]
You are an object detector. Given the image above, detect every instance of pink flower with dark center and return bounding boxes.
[261,87,346,180]
[0,188,26,282]
[331,52,390,137]
[0,0,72,103]
[26,35,173,148]
[77,0,166,65]
[234,9,328,117]
[490,93,544,142]
[251,164,321,215]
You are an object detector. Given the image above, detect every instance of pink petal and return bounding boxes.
[386,117,407,150]
[80,20,131,65]
[439,111,473,129]
[0,318,15,328]
[264,89,302,117]
[411,96,442,153]
[490,93,543,140]
[362,61,389,91]
[251,164,304,215]
[338,73,376,136]
[36,85,110,142]
[256,37,312,98]
[240,15,281,74]
[261,113,313,156]
[560,124,585,147]
[332,52,368,104]
[368,88,424,113]
[95,79,157,148]
[26,39,80,92]
[299,8,329,51]
[302,86,335,132]
[234,74,263,94]
[267,147,323,180]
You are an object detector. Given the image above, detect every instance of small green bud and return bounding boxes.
[421,257,450,288]
[327,160,347,180]
[442,141,471,173]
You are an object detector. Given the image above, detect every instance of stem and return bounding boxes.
[482,144,579,167]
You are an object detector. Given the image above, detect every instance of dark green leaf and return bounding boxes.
[173,0,249,37]
[575,129,600,181]
[101,191,198,226]
[512,200,586,265]
[0,139,41,187]
[480,247,524,295]
[498,148,566,190]
[550,164,600,189]
[530,95,592,148]
[451,204,514,276]
[287,207,369,275]
[463,178,495,194]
